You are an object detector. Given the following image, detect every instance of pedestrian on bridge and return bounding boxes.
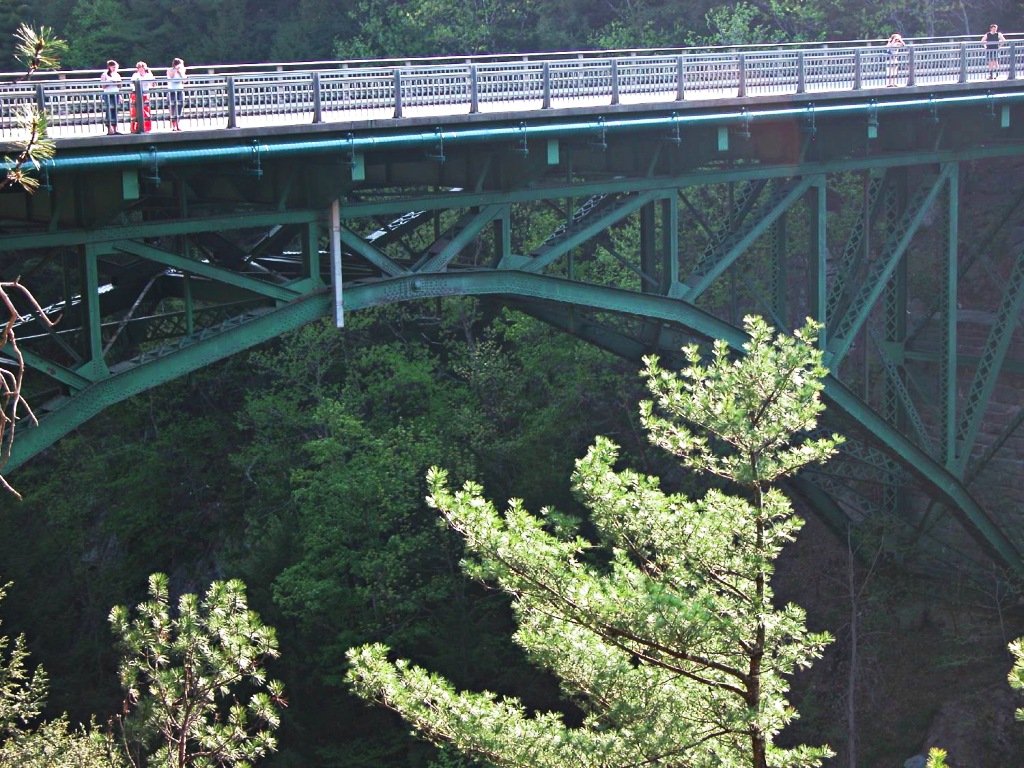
[100,59,122,135]
[982,24,1006,79]
[166,58,187,131]
[886,33,906,86]
[130,61,154,133]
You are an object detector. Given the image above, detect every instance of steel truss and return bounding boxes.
[3,94,1024,578]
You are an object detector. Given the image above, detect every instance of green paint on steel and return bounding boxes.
[827,167,952,366]
[111,240,302,302]
[11,89,1024,176]
[8,270,1021,579]
[683,177,814,301]
[953,244,1024,474]
[338,227,409,277]
[0,210,321,253]
[336,143,1024,219]
[943,167,959,468]
[7,295,332,472]
[521,191,663,274]
[415,205,507,274]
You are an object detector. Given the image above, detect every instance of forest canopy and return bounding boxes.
[0,0,1016,71]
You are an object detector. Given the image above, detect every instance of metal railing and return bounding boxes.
[0,37,1020,139]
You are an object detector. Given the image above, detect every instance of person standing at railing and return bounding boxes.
[982,24,1007,79]
[886,33,906,86]
[100,59,122,134]
[130,61,154,132]
[166,58,187,131]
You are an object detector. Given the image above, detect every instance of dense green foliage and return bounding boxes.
[0,584,122,767]
[2,0,1017,71]
[0,583,46,739]
[110,573,284,767]
[1011,638,1024,722]
[0,305,645,766]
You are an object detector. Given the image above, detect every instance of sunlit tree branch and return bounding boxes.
[13,23,68,82]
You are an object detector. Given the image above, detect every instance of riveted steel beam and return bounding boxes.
[681,177,816,301]
[953,244,1024,474]
[110,240,302,302]
[827,165,953,368]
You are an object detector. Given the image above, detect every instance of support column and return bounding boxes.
[881,171,909,428]
[302,220,323,288]
[942,164,959,468]
[808,177,827,347]
[491,208,511,268]
[661,195,679,295]
[178,182,195,340]
[773,211,788,329]
[330,199,344,328]
[640,200,657,293]
[79,244,109,379]
[881,170,909,521]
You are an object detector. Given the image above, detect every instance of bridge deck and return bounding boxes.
[1,35,1021,145]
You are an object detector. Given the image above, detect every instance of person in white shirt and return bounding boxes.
[166,58,187,131]
[100,59,121,134]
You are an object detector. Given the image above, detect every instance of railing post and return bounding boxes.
[226,76,237,129]
[393,69,403,118]
[469,64,479,114]
[542,62,551,109]
[737,53,746,97]
[610,59,619,105]
[1010,42,1018,80]
[676,55,685,101]
[133,77,145,134]
[34,82,45,113]
[854,49,862,90]
[959,43,968,84]
[797,51,806,94]
[907,46,916,87]
[311,72,323,123]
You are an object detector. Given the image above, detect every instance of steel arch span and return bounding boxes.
[4,271,1022,576]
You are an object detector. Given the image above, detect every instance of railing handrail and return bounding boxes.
[3,36,1021,141]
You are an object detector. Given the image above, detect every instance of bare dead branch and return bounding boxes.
[0,280,60,499]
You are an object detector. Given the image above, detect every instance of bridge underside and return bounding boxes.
[4,92,1024,578]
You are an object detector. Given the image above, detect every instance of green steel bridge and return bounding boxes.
[4,36,1024,578]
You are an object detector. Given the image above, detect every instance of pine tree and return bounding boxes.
[347,316,841,768]
[0,582,121,768]
[110,574,285,768]
[1009,637,1024,721]
[0,582,46,741]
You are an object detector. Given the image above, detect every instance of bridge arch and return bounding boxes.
[7,270,1021,577]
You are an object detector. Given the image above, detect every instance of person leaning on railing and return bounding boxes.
[886,33,906,86]
[100,59,121,134]
[982,24,1007,79]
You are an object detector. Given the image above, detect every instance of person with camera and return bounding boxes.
[167,57,187,131]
